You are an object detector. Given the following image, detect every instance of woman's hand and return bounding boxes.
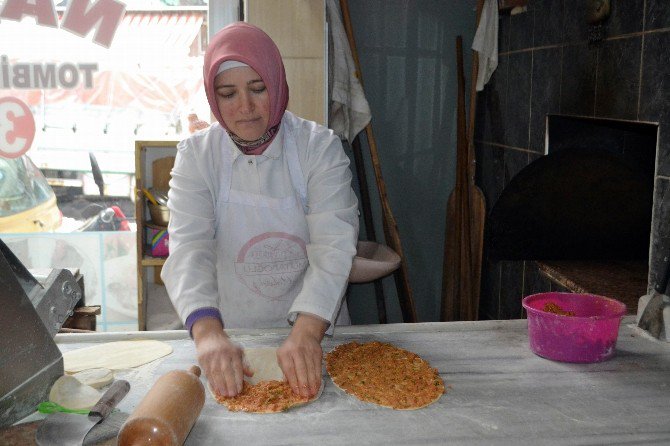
[277,313,328,398]
[192,317,252,397]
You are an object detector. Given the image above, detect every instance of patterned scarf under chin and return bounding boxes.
[228,123,280,155]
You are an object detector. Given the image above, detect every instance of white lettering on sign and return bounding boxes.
[0,56,97,89]
[0,0,126,48]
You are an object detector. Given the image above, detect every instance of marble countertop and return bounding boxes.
[54,317,670,445]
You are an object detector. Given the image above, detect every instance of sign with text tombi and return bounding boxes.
[0,0,126,90]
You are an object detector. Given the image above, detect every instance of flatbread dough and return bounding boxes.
[63,340,173,373]
[49,375,101,410]
[72,368,114,389]
[243,347,284,385]
[210,347,321,413]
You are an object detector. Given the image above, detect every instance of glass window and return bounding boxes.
[0,156,54,216]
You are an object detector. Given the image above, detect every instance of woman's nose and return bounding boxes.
[238,92,254,113]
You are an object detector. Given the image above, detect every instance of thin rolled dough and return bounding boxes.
[49,375,101,410]
[71,368,114,389]
[63,340,173,373]
[243,347,284,385]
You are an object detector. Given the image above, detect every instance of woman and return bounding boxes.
[161,22,359,400]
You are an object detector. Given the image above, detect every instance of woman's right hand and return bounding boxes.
[191,317,252,397]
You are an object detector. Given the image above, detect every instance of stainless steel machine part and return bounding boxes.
[0,239,82,427]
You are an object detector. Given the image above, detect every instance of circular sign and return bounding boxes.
[0,96,36,159]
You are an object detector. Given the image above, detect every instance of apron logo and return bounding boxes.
[235,232,308,300]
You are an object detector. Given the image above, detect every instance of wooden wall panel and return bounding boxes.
[246,0,326,124]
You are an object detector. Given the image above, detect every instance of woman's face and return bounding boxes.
[214,66,270,141]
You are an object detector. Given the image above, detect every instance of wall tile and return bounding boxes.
[479,258,501,320]
[655,137,670,179]
[503,148,530,186]
[476,142,504,209]
[474,88,488,142]
[499,14,511,54]
[504,51,533,148]
[563,0,589,43]
[529,47,563,152]
[648,178,670,293]
[509,9,534,51]
[500,260,525,318]
[560,43,598,116]
[605,0,644,37]
[595,36,641,120]
[533,0,564,47]
[639,31,670,176]
[482,55,509,145]
[645,0,670,31]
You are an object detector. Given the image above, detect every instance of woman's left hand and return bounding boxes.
[277,313,328,398]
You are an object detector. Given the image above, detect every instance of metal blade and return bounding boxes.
[36,412,95,446]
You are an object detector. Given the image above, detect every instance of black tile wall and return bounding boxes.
[605,0,644,37]
[499,261,525,318]
[595,37,641,120]
[645,0,670,31]
[503,148,529,186]
[560,43,598,116]
[562,0,589,44]
[650,178,670,284]
[478,258,501,320]
[499,15,511,53]
[483,55,509,145]
[640,31,670,178]
[504,51,533,147]
[476,142,504,209]
[533,0,564,47]
[529,47,562,152]
[509,10,534,51]
[474,1,670,320]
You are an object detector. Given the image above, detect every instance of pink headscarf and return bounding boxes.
[204,22,289,155]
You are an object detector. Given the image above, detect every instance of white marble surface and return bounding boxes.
[55,317,670,445]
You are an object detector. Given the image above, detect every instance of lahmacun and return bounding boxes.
[325,341,445,410]
[213,380,316,413]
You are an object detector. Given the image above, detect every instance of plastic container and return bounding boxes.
[522,292,627,363]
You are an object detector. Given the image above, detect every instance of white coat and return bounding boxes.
[161,111,359,334]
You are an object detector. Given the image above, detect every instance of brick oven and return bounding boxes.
[473,0,670,320]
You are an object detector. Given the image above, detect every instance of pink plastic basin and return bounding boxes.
[522,292,627,363]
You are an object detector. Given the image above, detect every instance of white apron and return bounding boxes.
[214,130,350,329]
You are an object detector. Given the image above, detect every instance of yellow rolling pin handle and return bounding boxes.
[143,188,159,205]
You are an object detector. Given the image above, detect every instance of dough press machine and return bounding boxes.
[0,238,83,428]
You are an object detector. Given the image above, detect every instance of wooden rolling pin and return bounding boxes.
[117,365,205,446]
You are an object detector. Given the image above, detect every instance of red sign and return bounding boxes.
[0,96,36,159]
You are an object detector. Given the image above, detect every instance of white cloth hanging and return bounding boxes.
[326,0,372,143]
[472,0,499,91]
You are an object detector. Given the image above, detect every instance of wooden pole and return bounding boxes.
[351,135,387,324]
[339,0,418,323]
[441,0,488,322]
[467,0,487,320]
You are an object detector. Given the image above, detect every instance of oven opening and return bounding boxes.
[488,115,658,311]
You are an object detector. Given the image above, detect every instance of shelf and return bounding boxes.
[142,255,167,266]
[136,140,178,331]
